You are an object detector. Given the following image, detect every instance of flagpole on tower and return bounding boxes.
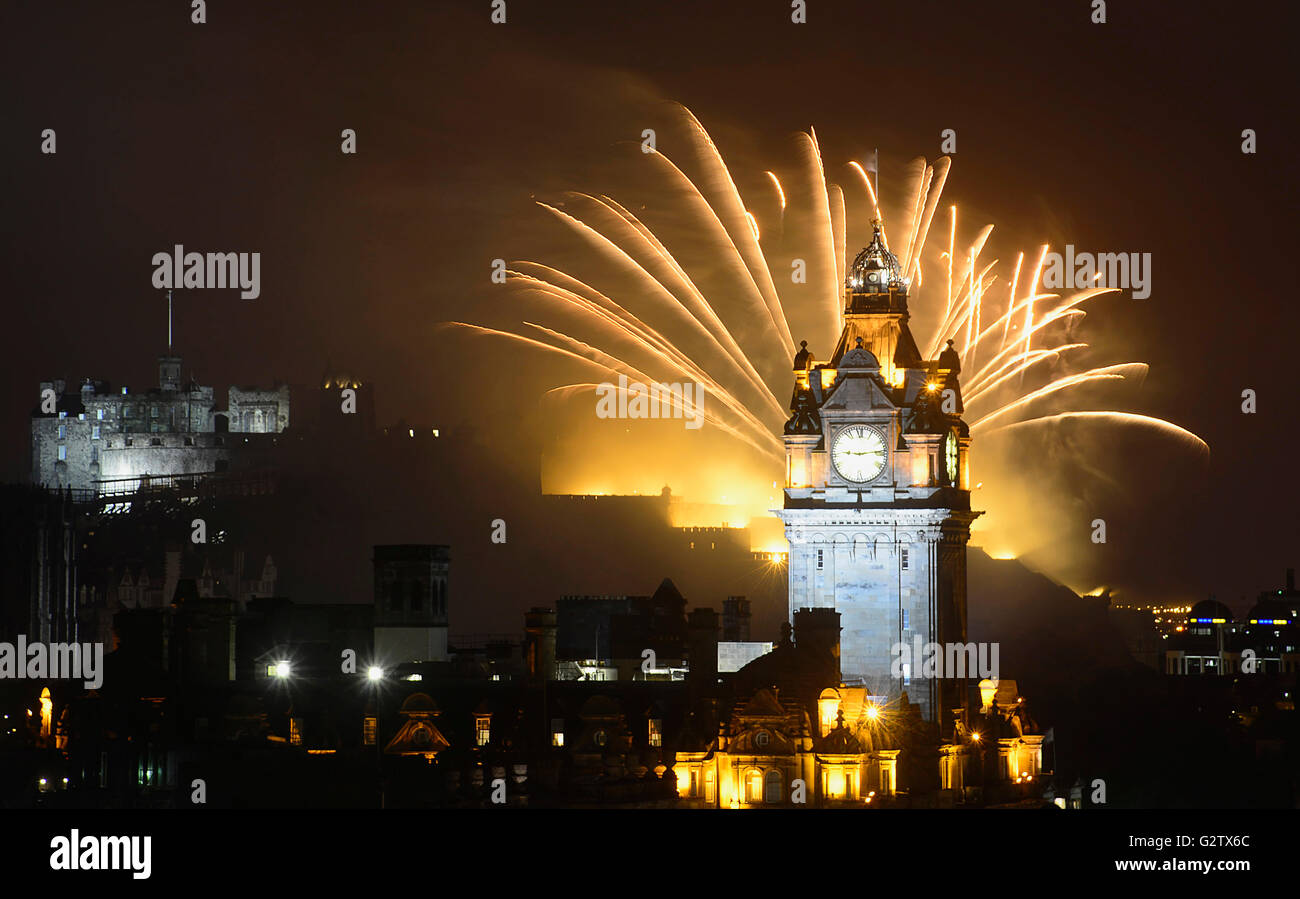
[873,150,883,215]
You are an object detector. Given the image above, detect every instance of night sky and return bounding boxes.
[3,0,1297,616]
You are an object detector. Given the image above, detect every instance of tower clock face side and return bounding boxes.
[831,425,887,483]
[944,430,958,485]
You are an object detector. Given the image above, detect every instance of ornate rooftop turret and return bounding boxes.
[846,220,903,293]
[938,338,961,375]
[792,340,814,372]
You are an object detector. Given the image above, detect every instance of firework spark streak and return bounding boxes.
[450,104,1206,516]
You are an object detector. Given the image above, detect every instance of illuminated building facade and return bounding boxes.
[1164,572,1300,675]
[31,352,289,493]
[776,222,979,723]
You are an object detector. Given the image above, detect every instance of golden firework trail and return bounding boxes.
[450,105,1206,468]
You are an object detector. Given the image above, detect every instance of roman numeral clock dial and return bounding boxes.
[831,425,887,483]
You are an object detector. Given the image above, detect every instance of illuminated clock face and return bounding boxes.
[832,425,887,483]
[945,431,958,484]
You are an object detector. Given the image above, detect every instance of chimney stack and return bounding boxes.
[687,608,720,689]
[524,607,557,682]
[793,607,842,683]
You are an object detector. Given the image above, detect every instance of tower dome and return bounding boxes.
[846,220,903,292]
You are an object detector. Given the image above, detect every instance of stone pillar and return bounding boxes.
[873,749,900,795]
[1020,734,1045,777]
[997,738,1019,781]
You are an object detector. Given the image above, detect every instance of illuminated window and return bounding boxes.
[58,425,66,439]
[92,425,101,440]
[648,718,663,747]
[363,717,377,746]
[39,688,52,737]
[704,768,716,802]
[746,768,764,803]
[97,408,104,420]
[289,718,303,745]
[551,720,565,747]
[475,716,491,747]
[764,769,783,803]
[818,694,839,735]
[689,769,698,796]
[57,445,66,461]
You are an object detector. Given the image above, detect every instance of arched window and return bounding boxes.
[745,768,764,804]
[765,769,784,803]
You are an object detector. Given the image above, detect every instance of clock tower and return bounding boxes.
[775,221,979,726]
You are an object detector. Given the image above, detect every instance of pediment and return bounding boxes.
[384,718,449,756]
[730,725,796,755]
[822,374,896,412]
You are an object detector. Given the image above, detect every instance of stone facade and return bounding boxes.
[31,354,289,492]
[776,222,979,724]
[373,544,450,664]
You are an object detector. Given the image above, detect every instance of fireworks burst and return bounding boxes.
[448,104,1206,546]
